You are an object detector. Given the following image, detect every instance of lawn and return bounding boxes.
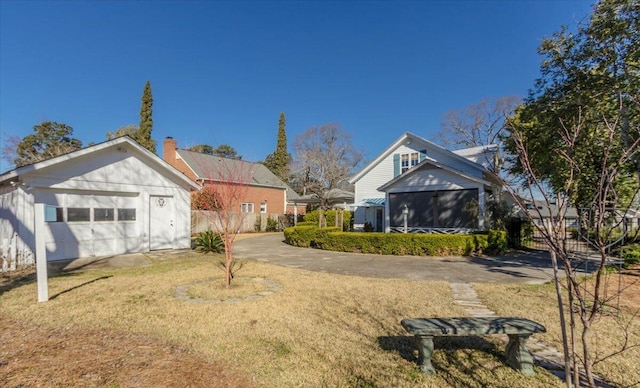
[2,250,633,387]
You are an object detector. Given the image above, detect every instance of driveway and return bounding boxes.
[233,234,560,284]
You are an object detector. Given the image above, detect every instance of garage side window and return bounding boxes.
[94,208,115,222]
[67,208,90,222]
[44,205,64,222]
[118,208,136,221]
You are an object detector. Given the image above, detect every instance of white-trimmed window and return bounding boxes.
[241,203,254,213]
[401,152,419,173]
[260,202,267,213]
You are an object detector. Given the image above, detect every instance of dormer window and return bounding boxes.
[401,152,419,173]
[393,149,427,177]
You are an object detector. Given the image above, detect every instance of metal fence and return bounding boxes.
[507,209,638,266]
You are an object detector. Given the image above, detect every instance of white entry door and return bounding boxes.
[149,195,175,250]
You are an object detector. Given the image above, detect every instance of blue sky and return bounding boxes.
[0,0,594,171]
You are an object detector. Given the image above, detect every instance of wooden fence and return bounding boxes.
[191,211,293,234]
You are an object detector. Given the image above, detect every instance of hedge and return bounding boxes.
[303,209,352,231]
[283,226,342,248]
[284,226,490,256]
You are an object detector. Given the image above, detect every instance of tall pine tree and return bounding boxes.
[264,112,291,182]
[137,80,157,154]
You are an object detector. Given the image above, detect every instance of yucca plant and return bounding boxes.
[193,230,225,254]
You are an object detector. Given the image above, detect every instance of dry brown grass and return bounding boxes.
[473,270,640,387]
[2,253,566,387]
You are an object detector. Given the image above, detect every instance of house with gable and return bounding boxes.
[162,137,305,220]
[349,132,500,233]
[0,136,198,265]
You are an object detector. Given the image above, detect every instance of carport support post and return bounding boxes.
[34,203,49,302]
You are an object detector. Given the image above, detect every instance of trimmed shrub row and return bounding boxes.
[283,226,498,256]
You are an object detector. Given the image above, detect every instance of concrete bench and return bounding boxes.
[401,317,546,375]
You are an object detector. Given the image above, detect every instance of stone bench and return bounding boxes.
[401,317,546,375]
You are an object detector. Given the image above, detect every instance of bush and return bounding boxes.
[284,226,341,248]
[303,209,352,231]
[193,230,225,253]
[487,230,508,253]
[622,243,640,266]
[283,226,488,256]
[266,216,279,232]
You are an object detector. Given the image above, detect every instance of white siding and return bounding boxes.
[0,185,35,264]
[2,143,193,263]
[385,165,483,193]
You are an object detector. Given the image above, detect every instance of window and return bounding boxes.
[94,208,115,222]
[260,202,267,213]
[411,152,419,167]
[67,208,90,222]
[401,152,418,173]
[394,149,426,177]
[241,203,254,213]
[401,154,409,173]
[44,205,63,223]
[118,208,136,221]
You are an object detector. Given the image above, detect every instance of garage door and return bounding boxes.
[43,193,140,261]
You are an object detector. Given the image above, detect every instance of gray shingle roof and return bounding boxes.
[177,149,300,200]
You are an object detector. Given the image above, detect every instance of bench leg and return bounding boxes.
[414,335,436,374]
[505,334,535,375]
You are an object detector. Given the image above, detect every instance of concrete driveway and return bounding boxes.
[233,234,559,284]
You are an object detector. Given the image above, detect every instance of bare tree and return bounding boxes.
[438,96,520,172]
[192,155,253,287]
[505,102,640,387]
[292,123,364,202]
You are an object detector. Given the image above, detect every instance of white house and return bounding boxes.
[0,136,198,264]
[349,132,499,233]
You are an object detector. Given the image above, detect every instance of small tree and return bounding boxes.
[193,156,253,287]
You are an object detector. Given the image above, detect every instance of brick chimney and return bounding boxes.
[163,137,178,166]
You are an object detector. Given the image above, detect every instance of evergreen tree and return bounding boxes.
[137,80,157,154]
[11,121,82,167]
[264,112,291,182]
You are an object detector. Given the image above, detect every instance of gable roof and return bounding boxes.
[377,158,493,192]
[0,136,199,190]
[176,149,301,200]
[349,132,490,184]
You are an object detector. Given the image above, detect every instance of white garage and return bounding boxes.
[0,136,198,264]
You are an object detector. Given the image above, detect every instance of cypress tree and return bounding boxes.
[138,80,157,154]
[264,112,291,182]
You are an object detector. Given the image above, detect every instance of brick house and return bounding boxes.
[163,137,304,218]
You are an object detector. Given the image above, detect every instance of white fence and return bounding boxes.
[191,211,288,234]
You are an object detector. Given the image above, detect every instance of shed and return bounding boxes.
[0,136,199,263]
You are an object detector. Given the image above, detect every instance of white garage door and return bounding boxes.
[43,193,140,261]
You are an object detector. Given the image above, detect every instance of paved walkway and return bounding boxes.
[234,233,558,284]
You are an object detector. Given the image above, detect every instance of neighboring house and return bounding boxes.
[349,132,500,233]
[297,188,355,210]
[162,137,305,218]
[0,136,198,264]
